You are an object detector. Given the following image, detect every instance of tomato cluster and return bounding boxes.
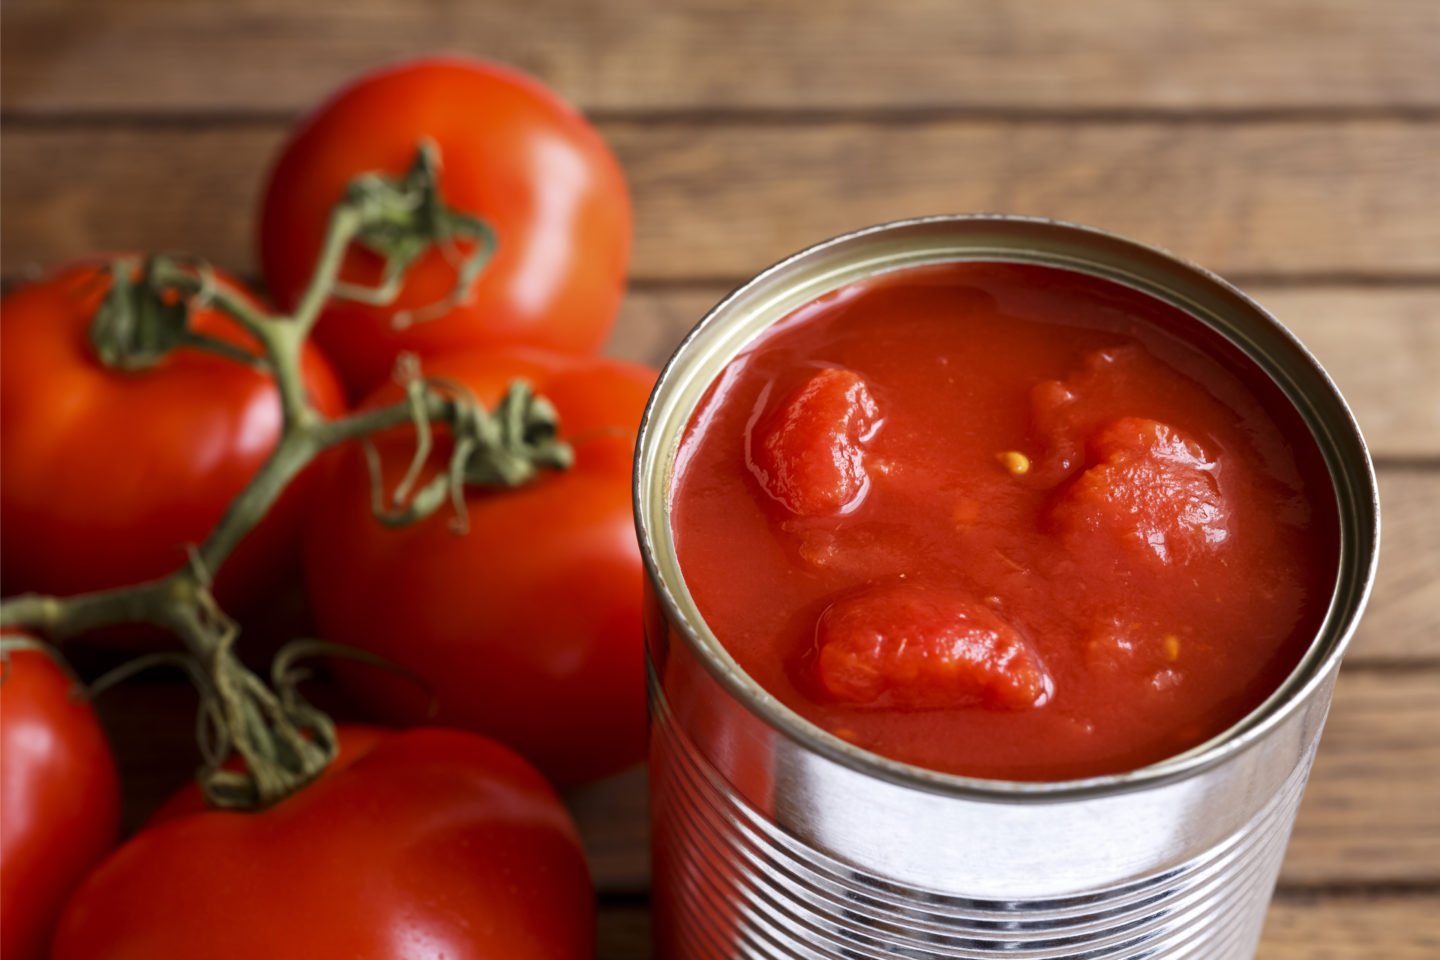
[1,58,649,958]
[1,263,345,609]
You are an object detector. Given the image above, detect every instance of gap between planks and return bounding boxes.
[7,106,1440,129]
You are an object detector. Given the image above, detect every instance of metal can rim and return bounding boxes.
[633,212,1381,803]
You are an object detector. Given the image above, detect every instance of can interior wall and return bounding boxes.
[634,216,1381,959]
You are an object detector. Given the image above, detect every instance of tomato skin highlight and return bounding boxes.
[1,645,120,960]
[259,56,633,397]
[0,262,345,612]
[304,350,654,785]
[52,727,593,960]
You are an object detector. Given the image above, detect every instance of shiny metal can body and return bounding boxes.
[633,216,1380,959]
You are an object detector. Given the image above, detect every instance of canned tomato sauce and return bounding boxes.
[635,217,1379,959]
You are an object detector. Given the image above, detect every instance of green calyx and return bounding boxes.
[333,138,498,329]
[200,637,340,811]
[458,380,575,487]
[89,255,267,373]
[370,370,575,532]
[89,257,201,370]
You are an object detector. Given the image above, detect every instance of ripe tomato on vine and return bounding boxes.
[53,728,595,960]
[0,262,345,609]
[260,57,632,397]
[306,349,654,785]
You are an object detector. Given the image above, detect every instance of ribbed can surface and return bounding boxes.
[634,217,1380,960]
[650,665,1316,959]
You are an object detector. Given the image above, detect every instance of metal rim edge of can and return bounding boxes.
[632,213,1382,804]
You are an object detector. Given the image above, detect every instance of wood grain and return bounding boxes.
[1253,289,1440,463]
[595,893,1440,959]
[1361,469,1440,663]
[4,121,1440,286]
[1260,893,1440,959]
[618,120,1440,280]
[4,0,1439,115]
[1285,670,1440,886]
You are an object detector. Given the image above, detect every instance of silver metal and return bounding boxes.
[634,216,1381,959]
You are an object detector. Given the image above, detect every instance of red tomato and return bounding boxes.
[1,643,120,960]
[259,56,632,397]
[0,262,345,610]
[52,728,594,959]
[304,350,653,785]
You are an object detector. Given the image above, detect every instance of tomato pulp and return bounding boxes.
[670,262,1338,781]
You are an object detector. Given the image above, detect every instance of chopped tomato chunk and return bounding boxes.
[1052,417,1228,565]
[1028,346,1162,485]
[749,368,880,517]
[814,583,1050,710]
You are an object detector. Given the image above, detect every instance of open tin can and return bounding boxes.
[633,216,1380,959]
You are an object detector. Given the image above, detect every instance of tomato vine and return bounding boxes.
[0,142,571,811]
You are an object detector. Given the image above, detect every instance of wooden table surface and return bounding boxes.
[3,2,1438,956]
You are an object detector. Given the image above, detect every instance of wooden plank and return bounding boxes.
[596,894,1440,959]
[1361,469,1440,663]
[613,285,1440,461]
[1260,894,1440,959]
[1285,670,1440,886]
[1259,289,1440,463]
[91,664,1440,892]
[3,122,1439,287]
[615,120,1440,281]
[3,0,1439,115]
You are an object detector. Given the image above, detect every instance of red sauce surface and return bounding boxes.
[670,262,1338,781]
